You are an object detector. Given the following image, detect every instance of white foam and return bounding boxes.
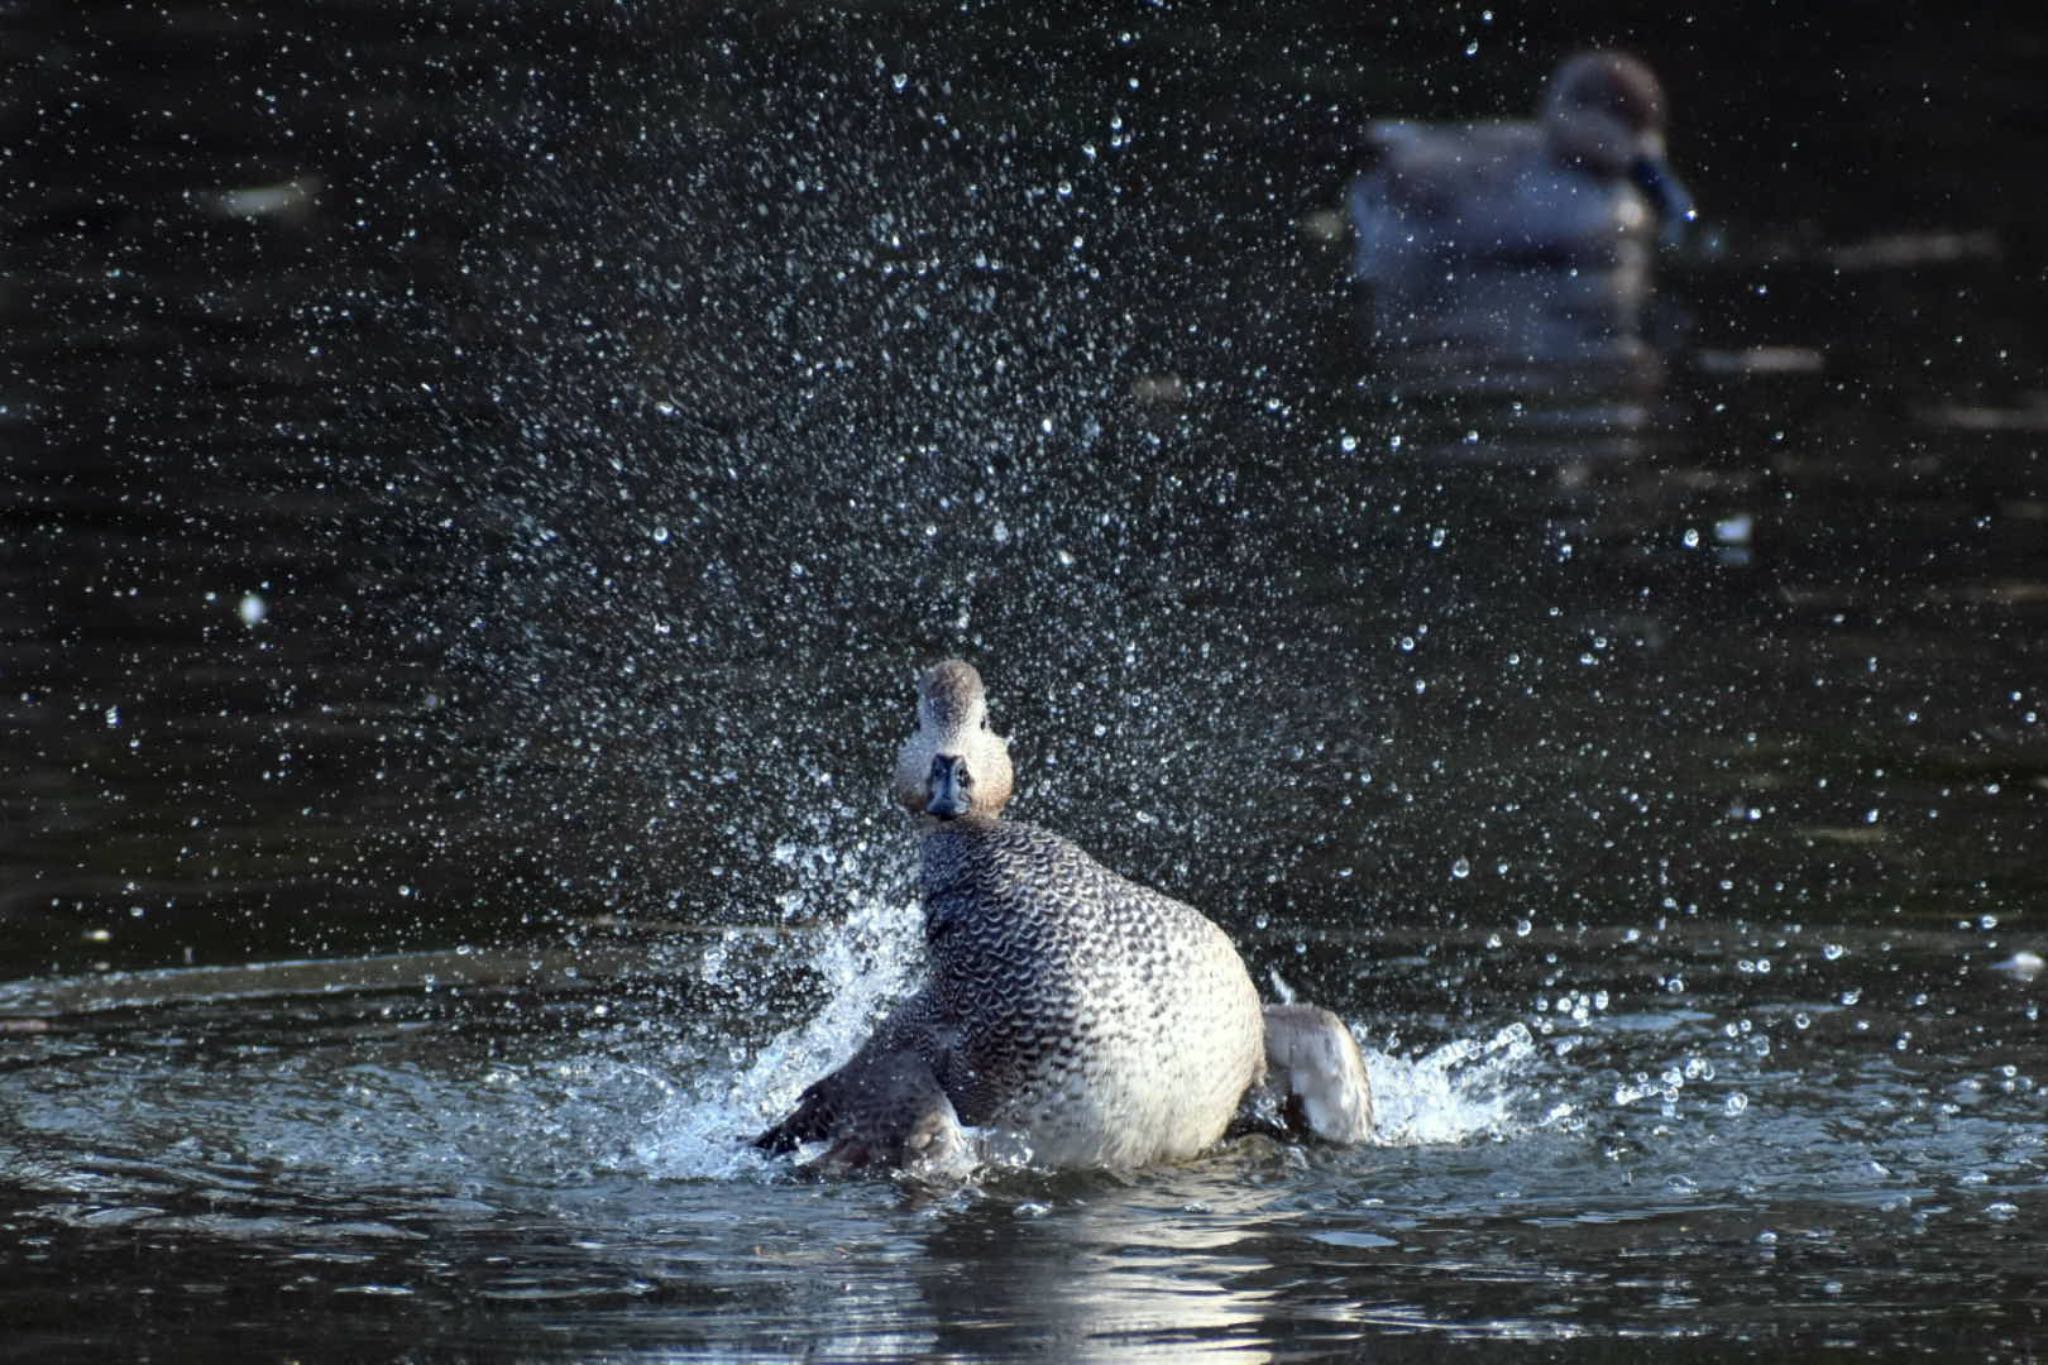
[634,837,925,1181]
[1358,1022,1542,1146]
[627,828,1550,1176]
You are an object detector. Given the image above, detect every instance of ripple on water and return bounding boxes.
[3,858,2046,1365]
[3,927,2046,1358]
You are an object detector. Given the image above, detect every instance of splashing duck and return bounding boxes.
[754,659,1372,1174]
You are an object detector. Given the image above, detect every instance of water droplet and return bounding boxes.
[239,593,267,626]
[1450,857,1471,880]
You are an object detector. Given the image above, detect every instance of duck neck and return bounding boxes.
[918,813,1001,899]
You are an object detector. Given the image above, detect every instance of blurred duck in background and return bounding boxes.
[1346,52,1695,403]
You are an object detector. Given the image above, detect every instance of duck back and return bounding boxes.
[917,819,1265,1168]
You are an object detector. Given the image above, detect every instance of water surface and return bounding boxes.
[3,1,2045,1358]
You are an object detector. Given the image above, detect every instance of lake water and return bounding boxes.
[4,2,2045,1358]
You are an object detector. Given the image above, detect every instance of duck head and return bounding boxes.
[892,659,1015,823]
[1541,52,1695,240]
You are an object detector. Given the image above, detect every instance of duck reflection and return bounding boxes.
[1347,53,1694,418]
[909,1163,1325,1361]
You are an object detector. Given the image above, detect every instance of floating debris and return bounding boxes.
[193,175,325,222]
[1826,228,1999,271]
[1695,346,1826,375]
[1991,951,2043,982]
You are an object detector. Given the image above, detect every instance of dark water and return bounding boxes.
[4,2,2046,1358]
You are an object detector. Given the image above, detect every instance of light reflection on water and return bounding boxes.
[3,911,2043,1355]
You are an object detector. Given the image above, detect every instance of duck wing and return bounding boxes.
[752,1000,970,1173]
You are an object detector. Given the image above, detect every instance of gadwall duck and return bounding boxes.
[1349,51,1694,282]
[754,660,1372,1174]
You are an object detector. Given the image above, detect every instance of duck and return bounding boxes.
[754,660,1373,1175]
[1349,51,1695,283]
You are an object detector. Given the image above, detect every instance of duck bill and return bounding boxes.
[924,755,972,820]
[1631,154,1696,247]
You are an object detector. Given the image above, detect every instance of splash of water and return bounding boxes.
[1359,1022,1543,1145]
[634,834,925,1180]
[637,947,1547,1178]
